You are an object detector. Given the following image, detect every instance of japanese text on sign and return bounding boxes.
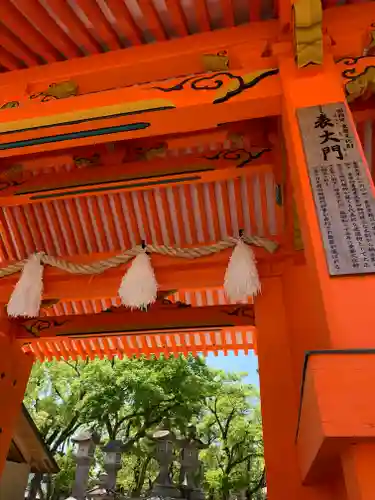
[297,103,375,276]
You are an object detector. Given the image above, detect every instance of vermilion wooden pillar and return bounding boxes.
[0,332,34,476]
[255,275,345,500]
[278,49,375,499]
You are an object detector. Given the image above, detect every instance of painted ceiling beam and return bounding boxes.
[14,303,255,341]
[0,150,273,206]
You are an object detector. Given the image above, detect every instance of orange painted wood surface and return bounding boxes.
[0,334,34,476]
[15,304,255,340]
[0,251,286,302]
[0,151,273,205]
[298,354,375,485]
[280,53,375,350]
[255,277,340,500]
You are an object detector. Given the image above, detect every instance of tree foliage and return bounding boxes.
[24,356,265,500]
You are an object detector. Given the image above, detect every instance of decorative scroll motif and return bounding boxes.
[202,51,229,71]
[0,179,24,191]
[204,147,271,168]
[29,81,78,102]
[338,56,375,103]
[74,153,101,168]
[151,69,279,104]
[21,318,68,337]
[293,0,323,68]
[0,101,20,110]
[223,305,255,320]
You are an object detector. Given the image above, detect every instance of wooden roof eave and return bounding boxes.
[11,405,59,474]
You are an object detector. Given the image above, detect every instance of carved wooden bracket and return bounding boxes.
[293,0,323,68]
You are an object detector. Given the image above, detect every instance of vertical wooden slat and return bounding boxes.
[182,185,196,244]
[13,207,35,255]
[192,0,211,32]
[248,0,263,21]
[138,0,168,41]
[24,206,44,252]
[12,0,81,58]
[259,173,270,237]
[3,207,26,259]
[0,47,23,70]
[148,191,164,245]
[110,194,130,249]
[100,195,120,250]
[105,0,142,45]
[88,197,108,252]
[74,0,121,50]
[33,204,57,255]
[158,188,175,245]
[46,203,67,255]
[133,192,152,244]
[207,183,221,241]
[64,199,87,254]
[0,210,15,260]
[75,198,98,253]
[55,201,78,255]
[165,0,189,36]
[220,0,235,27]
[0,24,39,66]
[0,1,60,62]
[47,0,101,54]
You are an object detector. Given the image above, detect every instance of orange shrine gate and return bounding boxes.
[0,0,375,499]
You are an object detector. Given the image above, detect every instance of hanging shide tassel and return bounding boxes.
[224,239,261,302]
[119,249,158,309]
[7,253,44,318]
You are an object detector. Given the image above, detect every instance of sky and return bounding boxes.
[205,351,259,387]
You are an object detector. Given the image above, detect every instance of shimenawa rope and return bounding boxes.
[0,235,277,278]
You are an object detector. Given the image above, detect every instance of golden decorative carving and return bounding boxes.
[293,0,323,68]
[0,101,20,110]
[30,80,78,102]
[202,51,229,71]
[337,56,375,103]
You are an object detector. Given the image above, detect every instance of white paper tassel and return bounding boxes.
[7,254,44,318]
[224,240,261,302]
[119,251,158,309]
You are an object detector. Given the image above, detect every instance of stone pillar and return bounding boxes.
[102,440,124,491]
[71,431,100,500]
[178,425,207,500]
[150,423,181,498]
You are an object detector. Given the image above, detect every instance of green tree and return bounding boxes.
[199,372,265,500]
[24,355,216,499]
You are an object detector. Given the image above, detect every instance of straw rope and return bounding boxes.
[0,235,278,278]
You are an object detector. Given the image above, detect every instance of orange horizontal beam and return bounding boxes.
[0,67,281,157]
[0,21,278,95]
[14,304,255,340]
[0,250,285,302]
[0,151,273,206]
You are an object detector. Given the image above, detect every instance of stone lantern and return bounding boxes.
[177,425,207,500]
[102,440,125,490]
[71,430,100,500]
[150,422,181,498]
